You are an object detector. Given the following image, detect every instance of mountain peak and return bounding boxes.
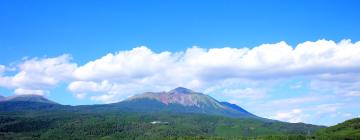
[169,87,194,94]
[127,87,217,107]
[2,94,58,104]
[121,87,257,118]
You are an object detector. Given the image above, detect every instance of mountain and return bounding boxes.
[316,118,360,138]
[1,94,58,104]
[0,88,324,139]
[114,87,257,118]
[0,108,323,140]
[126,87,225,108]
[0,94,60,111]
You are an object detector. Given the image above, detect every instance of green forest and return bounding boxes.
[0,108,359,140]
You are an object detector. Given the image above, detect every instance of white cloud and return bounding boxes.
[0,54,77,95]
[68,79,169,103]
[1,39,360,104]
[271,109,306,123]
[68,80,114,100]
[262,102,355,126]
[73,46,176,81]
[1,39,360,126]
[68,80,112,94]
[67,39,360,102]
[14,88,46,96]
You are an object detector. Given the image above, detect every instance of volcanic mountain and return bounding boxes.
[0,88,258,119]
[0,94,58,104]
[0,88,324,138]
[0,88,257,119]
[0,94,59,111]
[114,87,257,118]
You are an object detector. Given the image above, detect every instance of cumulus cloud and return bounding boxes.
[73,47,177,81]
[1,39,360,125]
[65,39,360,102]
[1,39,360,104]
[68,80,115,101]
[0,54,77,95]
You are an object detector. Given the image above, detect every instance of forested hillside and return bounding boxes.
[315,118,360,140]
[1,92,359,140]
[0,109,321,140]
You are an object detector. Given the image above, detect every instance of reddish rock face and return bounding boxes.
[127,87,224,108]
[124,87,256,118]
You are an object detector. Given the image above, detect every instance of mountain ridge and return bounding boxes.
[0,87,259,119]
[0,94,61,111]
[0,87,327,139]
[0,94,58,104]
[316,118,360,137]
[121,87,258,118]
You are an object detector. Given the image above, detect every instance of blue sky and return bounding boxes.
[1,0,360,126]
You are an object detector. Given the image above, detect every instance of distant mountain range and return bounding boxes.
[0,94,60,111]
[118,87,257,118]
[0,87,257,119]
[1,87,345,139]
